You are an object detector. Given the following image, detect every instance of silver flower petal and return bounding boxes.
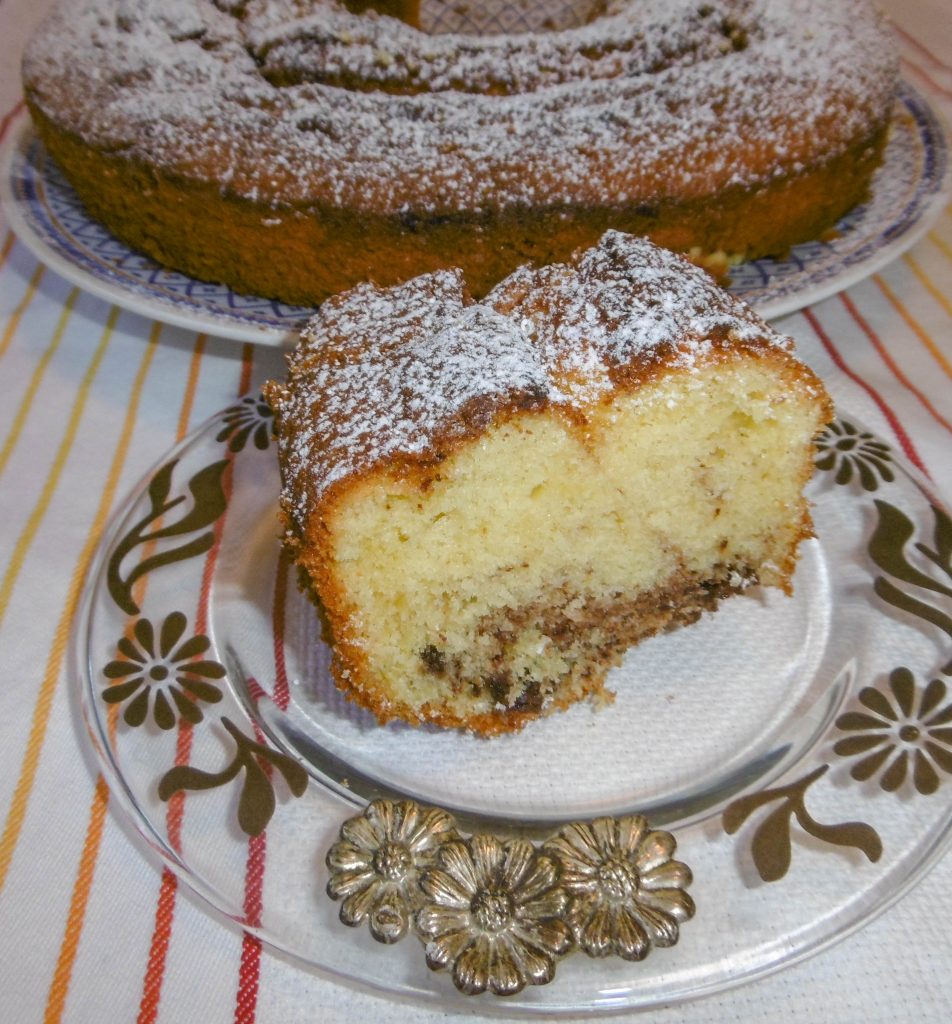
[640,859,693,891]
[326,867,375,900]
[325,840,372,873]
[488,938,524,996]
[512,917,573,960]
[614,905,650,961]
[635,829,677,871]
[551,855,595,888]
[405,806,457,848]
[634,902,680,947]
[417,903,469,938]
[435,838,480,896]
[340,813,380,852]
[514,852,560,905]
[500,838,535,891]
[470,833,504,887]
[638,886,696,923]
[519,886,567,922]
[563,890,600,927]
[340,882,381,926]
[424,927,473,970]
[365,799,399,837]
[453,934,492,995]
[616,814,649,855]
[510,934,559,986]
[591,816,619,855]
[556,822,601,863]
[420,864,472,908]
[578,903,614,957]
[369,893,412,944]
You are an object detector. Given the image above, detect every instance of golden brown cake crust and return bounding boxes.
[264,231,830,529]
[22,0,897,303]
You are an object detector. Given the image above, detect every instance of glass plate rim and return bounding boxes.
[73,398,952,1016]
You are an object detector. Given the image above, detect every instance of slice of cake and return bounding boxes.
[264,232,832,735]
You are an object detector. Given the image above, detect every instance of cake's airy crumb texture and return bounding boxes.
[265,232,834,735]
[22,0,897,302]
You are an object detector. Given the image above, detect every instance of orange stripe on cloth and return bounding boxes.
[0,261,47,360]
[800,306,931,479]
[42,776,111,1024]
[138,345,256,1024]
[41,322,165,1023]
[0,284,76,482]
[881,262,952,372]
[0,305,131,895]
[843,287,952,437]
[1,230,16,268]
[920,230,952,312]
[932,228,952,260]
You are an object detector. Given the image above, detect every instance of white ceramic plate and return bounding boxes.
[3,82,949,344]
[76,399,952,1013]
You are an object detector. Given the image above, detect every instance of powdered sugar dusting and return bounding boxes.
[23,0,898,214]
[279,267,550,498]
[267,232,794,526]
[488,231,779,376]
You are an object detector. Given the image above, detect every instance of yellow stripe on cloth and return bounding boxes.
[178,335,207,441]
[0,261,46,360]
[0,287,79,482]
[0,300,116,630]
[0,306,137,896]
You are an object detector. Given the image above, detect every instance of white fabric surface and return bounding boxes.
[1,1,951,1021]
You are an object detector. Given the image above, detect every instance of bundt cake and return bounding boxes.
[263,232,833,735]
[21,0,898,304]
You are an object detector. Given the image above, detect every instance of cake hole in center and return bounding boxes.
[352,0,606,36]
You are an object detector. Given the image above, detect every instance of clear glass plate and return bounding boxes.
[75,398,952,1014]
[3,80,948,345]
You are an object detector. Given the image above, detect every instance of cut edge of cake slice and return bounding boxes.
[264,231,833,735]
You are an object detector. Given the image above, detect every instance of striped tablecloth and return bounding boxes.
[2,2,951,1021]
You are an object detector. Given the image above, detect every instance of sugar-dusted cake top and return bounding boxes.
[266,232,816,528]
[23,0,897,215]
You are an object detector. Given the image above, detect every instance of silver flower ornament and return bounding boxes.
[326,799,458,943]
[417,833,573,996]
[544,815,695,961]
